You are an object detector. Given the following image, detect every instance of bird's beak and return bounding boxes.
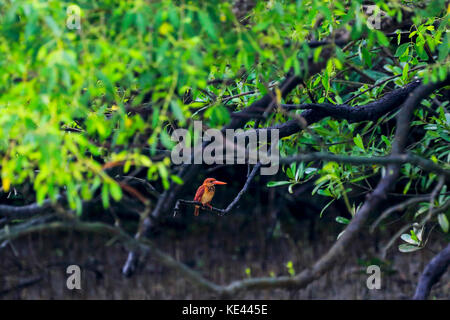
[213,180,227,185]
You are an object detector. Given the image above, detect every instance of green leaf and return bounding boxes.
[402,63,409,81]
[403,180,412,194]
[170,174,184,185]
[171,101,185,124]
[395,43,410,57]
[410,229,419,242]
[438,33,449,61]
[198,11,217,40]
[160,129,176,149]
[109,182,122,202]
[101,184,110,208]
[285,261,295,276]
[157,164,170,189]
[376,31,390,47]
[205,106,230,127]
[44,16,61,38]
[398,244,422,253]
[360,46,372,67]
[336,216,350,224]
[401,233,419,245]
[320,198,335,217]
[267,181,291,187]
[438,214,449,233]
[313,47,323,63]
[381,135,391,148]
[353,134,365,152]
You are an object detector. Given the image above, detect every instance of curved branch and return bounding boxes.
[0,197,60,220]
[281,79,422,122]
[370,195,429,232]
[266,80,423,140]
[413,244,450,300]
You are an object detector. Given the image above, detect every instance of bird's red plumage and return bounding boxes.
[193,185,206,216]
[194,185,206,202]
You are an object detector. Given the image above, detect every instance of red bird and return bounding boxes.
[193,178,227,216]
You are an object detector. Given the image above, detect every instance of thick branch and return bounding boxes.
[266,80,423,140]
[0,198,59,220]
[278,152,450,180]
[280,80,422,122]
[413,244,450,300]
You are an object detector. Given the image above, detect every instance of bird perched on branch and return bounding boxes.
[193,178,227,216]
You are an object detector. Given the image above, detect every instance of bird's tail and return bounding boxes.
[194,205,199,216]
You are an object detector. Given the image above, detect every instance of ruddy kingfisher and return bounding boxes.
[193,178,227,216]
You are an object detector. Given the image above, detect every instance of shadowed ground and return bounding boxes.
[1,211,448,299]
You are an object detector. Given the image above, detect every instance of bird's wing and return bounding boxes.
[193,185,205,202]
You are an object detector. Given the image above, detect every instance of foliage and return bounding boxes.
[0,0,449,252]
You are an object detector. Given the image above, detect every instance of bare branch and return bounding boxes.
[0,197,60,220]
[0,276,43,297]
[370,195,429,232]
[413,244,450,300]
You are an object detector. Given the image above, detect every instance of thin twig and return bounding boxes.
[344,66,426,104]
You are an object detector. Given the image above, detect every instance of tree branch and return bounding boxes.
[370,195,429,232]
[0,276,44,297]
[281,80,422,121]
[0,197,60,220]
[413,244,450,300]
[278,152,450,180]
